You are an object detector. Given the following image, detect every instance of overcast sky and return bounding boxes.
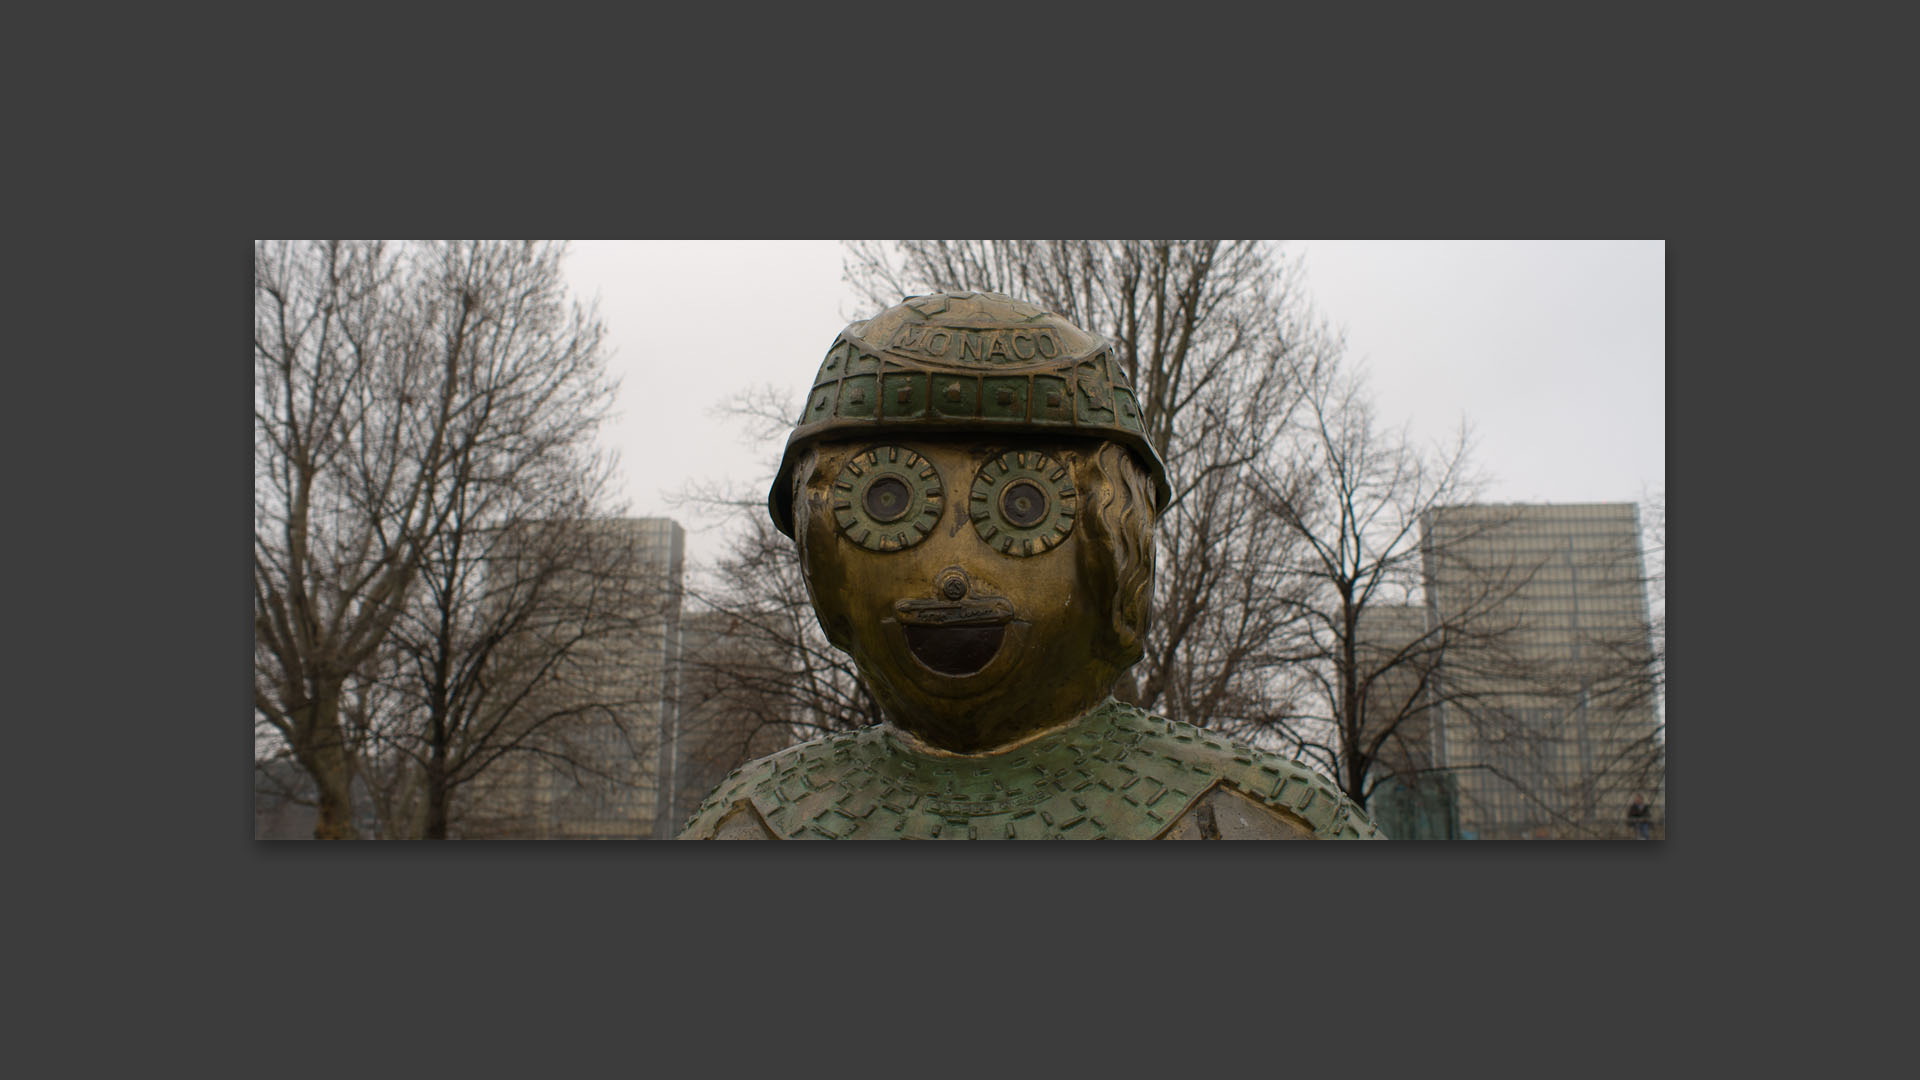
[562,240,1665,568]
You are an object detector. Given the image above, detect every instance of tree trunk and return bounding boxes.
[296,688,359,840]
[1339,595,1367,806]
[424,729,450,840]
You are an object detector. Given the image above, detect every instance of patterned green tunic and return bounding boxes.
[678,699,1386,840]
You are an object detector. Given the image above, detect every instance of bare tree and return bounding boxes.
[1252,381,1663,836]
[255,240,620,839]
[676,380,881,745]
[256,240,434,839]
[686,507,884,739]
[377,516,682,839]
[1239,354,1545,813]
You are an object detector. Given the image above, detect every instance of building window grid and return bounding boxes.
[1429,504,1659,838]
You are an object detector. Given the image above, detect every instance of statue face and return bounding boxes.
[794,437,1139,753]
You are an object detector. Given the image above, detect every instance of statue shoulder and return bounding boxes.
[676,728,875,840]
[676,742,796,840]
[1113,707,1387,840]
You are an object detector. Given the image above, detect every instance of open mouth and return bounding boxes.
[902,624,1006,675]
[893,596,1013,677]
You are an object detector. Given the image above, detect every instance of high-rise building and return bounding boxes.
[1421,503,1662,840]
[456,517,687,839]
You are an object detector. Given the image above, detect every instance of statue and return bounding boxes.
[679,291,1385,840]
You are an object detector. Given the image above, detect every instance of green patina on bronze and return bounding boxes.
[679,700,1385,840]
[769,291,1170,538]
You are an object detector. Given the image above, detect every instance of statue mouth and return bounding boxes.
[901,624,1007,676]
[893,597,1013,677]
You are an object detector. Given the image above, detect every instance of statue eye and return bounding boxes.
[969,450,1076,556]
[832,446,943,551]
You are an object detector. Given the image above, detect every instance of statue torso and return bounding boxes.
[678,700,1385,840]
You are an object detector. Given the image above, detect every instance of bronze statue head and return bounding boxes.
[769,292,1168,753]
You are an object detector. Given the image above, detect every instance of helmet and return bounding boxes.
[768,291,1171,537]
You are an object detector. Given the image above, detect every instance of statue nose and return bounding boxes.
[936,567,970,600]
